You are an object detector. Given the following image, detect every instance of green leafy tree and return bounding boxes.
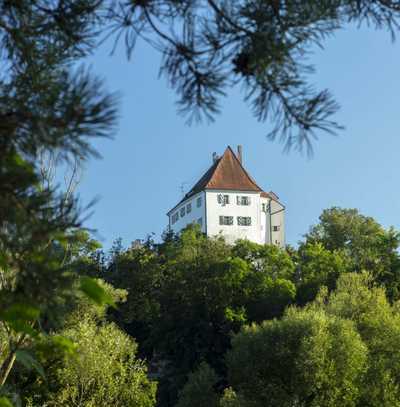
[295,241,350,304]
[0,0,118,395]
[233,240,296,321]
[224,273,400,407]
[12,279,155,407]
[219,388,247,407]
[324,273,400,406]
[176,362,219,407]
[144,228,248,391]
[232,240,295,280]
[226,306,367,407]
[304,207,400,300]
[106,238,164,355]
[106,226,296,405]
[45,318,156,407]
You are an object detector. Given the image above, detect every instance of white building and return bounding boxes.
[167,146,285,246]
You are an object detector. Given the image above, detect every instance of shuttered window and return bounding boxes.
[219,216,234,225]
[236,196,251,205]
[237,216,251,226]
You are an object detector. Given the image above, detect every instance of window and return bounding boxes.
[180,206,186,217]
[262,203,270,212]
[273,225,280,232]
[172,212,179,224]
[197,218,203,227]
[186,202,192,213]
[236,196,251,206]
[217,194,230,205]
[237,216,251,226]
[219,216,233,225]
[197,197,202,207]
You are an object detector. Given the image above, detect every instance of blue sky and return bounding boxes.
[78,24,400,249]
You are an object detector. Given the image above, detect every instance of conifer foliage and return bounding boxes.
[106,0,400,151]
[0,0,118,401]
[3,1,400,406]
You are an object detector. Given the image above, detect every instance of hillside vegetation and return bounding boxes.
[4,208,400,406]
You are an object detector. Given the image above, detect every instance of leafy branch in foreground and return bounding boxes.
[0,0,119,399]
[104,0,400,153]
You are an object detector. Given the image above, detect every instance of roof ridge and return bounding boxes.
[225,145,263,191]
[204,146,262,192]
[167,146,263,214]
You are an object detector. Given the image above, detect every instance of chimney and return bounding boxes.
[212,152,218,163]
[237,145,243,164]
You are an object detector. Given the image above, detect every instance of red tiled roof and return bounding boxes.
[184,146,262,199]
[167,146,278,215]
[268,191,280,200]
[261,190,282,204]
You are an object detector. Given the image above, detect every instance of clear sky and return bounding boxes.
[77,23,400,249]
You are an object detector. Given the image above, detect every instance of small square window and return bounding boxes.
[273,225,280,232]
[186,202,192,213]
[197,197,202,207]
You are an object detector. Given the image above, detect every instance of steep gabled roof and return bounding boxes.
[183,146,262,200]
[167,146,284,215]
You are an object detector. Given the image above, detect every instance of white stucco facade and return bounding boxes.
[168,190,285,246]
[168,191,206,234]
[205,190,261,244]
[260,195,285,246]
[166,146,286,247]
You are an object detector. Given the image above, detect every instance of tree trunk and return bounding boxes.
[0,351,16,386]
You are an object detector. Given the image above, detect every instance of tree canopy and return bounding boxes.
[104,226,296,404]
[0,0,118,398]
[2,206,400,406]
[303,207,400,300]
[180,273,400,407]
[2,1,400,404]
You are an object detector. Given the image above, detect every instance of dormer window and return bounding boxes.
[237,196,251,206]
